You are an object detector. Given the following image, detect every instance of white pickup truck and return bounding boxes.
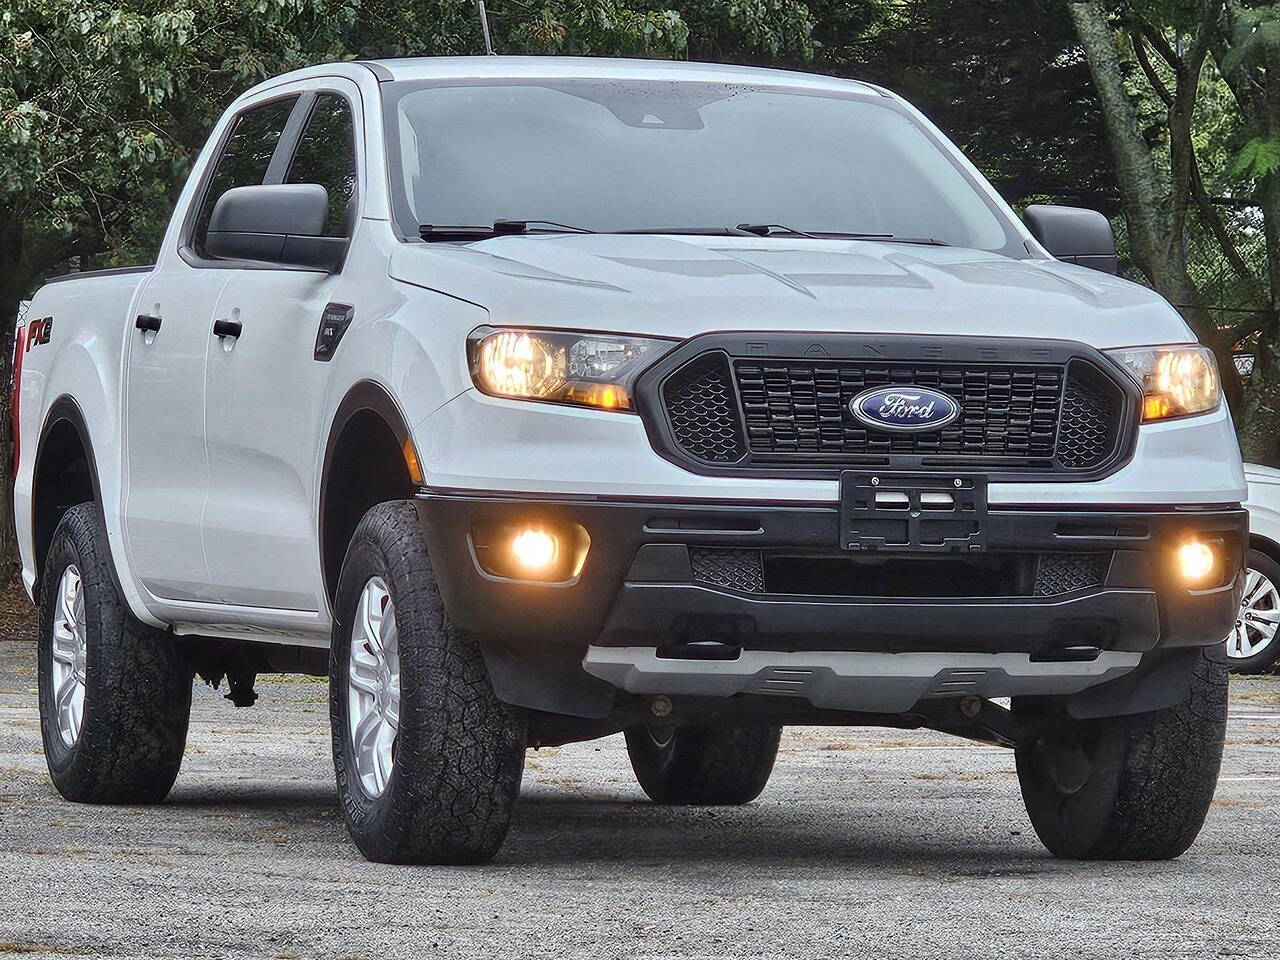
[15,57,1248,864]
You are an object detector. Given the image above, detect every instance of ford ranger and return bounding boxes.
[15,57,1247,864]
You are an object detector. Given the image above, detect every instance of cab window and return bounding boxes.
[285,94,358,238]
[191,97,298,259]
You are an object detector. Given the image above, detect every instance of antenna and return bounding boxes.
[477,0,496,56]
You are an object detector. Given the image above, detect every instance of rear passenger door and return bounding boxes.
[122,95,298,607]
[199,85,363,619]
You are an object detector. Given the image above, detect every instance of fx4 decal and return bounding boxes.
[314,303,353,362]
[25,316,53,351]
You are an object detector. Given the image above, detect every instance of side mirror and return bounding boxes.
[1022,204,1118,275]
[206,184,347,272]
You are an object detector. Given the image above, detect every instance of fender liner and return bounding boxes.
[32,395,120,598]
[318,380,416,605]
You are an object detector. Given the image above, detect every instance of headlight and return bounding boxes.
[1105,344,1221,422]
[468,327,673,411]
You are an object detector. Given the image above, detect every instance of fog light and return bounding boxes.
[471,521,591,583]
[511,528,558,572]
[1177,539,1216,583]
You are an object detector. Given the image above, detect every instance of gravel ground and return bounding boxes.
[1,637,1278,959]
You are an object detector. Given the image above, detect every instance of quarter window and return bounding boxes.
[192,97,298,259]
[285,94,358,237]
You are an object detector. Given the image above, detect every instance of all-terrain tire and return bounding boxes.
[329,501,527,864]
[1015,648,1227,860]
[38,503,192,803]
[625,723,782,805]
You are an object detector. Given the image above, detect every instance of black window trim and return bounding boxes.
[178,86,361,272]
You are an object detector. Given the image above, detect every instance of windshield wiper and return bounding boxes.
[736,223,818,238]
[736,225,949,246]
[418,219,595,241]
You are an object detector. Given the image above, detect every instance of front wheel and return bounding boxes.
[1015,649,1227,860]
[625,723,781,805]
[329,501,527,864]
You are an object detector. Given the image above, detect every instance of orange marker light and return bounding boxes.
[402,437,423,485]
[1143,394,1174,422]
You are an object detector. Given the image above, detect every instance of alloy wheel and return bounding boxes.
[49,564,87,747]
[1229,566,1280,661]
[347,576,401,798]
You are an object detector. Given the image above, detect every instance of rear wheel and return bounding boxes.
[38,503,192,803]
[330,501,527,864]
[1227,549,1280,674]
[1015,649,1227,860]
[624,723,781,805]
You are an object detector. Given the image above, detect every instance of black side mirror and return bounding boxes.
[1022,204,1118,275]
[206,184,348,272]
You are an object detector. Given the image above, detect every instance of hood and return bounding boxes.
[389,233,1194,349]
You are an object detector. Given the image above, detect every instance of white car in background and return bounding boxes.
[1237,464,1280,673]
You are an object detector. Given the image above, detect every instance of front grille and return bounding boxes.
[687,548,1110,598]
[654,350,1127,475]
[738,360,1062,462]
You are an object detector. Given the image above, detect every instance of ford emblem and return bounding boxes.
[849,385,960,433]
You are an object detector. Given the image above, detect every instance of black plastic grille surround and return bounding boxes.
[646,340,1133,478]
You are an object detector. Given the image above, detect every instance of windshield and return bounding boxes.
[383,79,1021,254]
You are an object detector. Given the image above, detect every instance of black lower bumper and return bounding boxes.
[413,493,1246,718]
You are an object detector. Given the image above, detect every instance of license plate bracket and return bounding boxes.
[839,472,988,553]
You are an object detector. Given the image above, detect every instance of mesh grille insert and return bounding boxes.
[1034,554,1111,596]
[689,548,764,593]
[1056,361,1124,470]
[660,353,746,464]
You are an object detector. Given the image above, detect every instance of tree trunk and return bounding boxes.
[0,218,33,583]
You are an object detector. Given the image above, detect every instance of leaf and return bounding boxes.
[1234,136,1280,181]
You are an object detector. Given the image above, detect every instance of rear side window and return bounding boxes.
[192,97,298,258]
[285,94,358,237]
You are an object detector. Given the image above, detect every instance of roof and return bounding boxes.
[359,55,881,95]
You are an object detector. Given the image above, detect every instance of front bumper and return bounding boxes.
[414,494,1246,719]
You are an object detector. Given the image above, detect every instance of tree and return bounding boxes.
[834,0,1123,213]
[1067,1,1279,459]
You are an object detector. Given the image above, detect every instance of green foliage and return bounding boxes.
[1234,134,1280,181]
[0,0,830,296]
[1221,2,1280,75]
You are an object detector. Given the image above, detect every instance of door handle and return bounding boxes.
[213,319,242,339]
[135,314,162,333]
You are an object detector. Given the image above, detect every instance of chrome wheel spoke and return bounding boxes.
[51,627,77,665]
[1229,624,1248,658]
[347,576,401,798]
[49,565,88,747]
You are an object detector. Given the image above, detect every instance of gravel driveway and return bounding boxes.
[1,637,1278,959]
